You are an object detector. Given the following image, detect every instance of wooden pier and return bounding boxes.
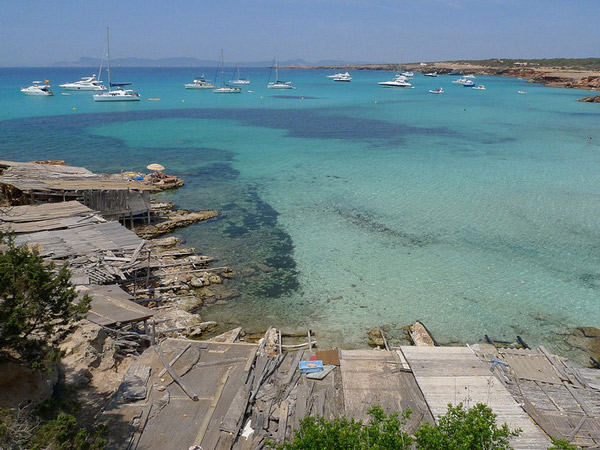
[97,334,600,449]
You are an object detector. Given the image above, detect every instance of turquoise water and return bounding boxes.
[1,67,599,359]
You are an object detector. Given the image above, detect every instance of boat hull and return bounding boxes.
[213,88,242,94]
[60,84,106,91]
[184,84,215,89]
[93,93,141,102]
[267,83,295,89]
[21,89,53,96]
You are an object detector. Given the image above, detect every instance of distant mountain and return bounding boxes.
[52,56,370,67]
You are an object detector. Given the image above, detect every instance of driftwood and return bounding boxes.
[280,341,317,350]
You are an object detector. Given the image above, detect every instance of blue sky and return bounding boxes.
[1,0,599,66]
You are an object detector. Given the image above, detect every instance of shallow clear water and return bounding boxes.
[1,67,599,359]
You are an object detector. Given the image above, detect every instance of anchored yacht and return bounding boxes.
[60,75,106,91]
[21,81,53,96]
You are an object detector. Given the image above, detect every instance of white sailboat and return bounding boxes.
[93,28,141,102]
[213,50,242,94]
[267,54,295,89]
[229,65,250,85]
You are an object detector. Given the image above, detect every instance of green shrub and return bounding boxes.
[0,233,90,369]
[415,403,521,450]
[267,405,413,449]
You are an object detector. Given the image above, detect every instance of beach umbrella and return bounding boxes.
[146,163,165,172]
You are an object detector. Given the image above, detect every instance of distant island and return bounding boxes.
[283,58,600,90]
[51,56,371,68]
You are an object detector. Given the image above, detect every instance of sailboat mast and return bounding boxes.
[221,49,225,87]
[106,27,112,91]
[275,54,279,82]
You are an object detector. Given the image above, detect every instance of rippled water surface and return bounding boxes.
[2,67,599,361]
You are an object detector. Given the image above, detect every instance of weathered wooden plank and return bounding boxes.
[220,384,250,434]
[215,431,235,450]
[153,346,199,402]
[157,343,192,378]
[196,367,233,448]
[293,382,309,430]
[276,400,289,443]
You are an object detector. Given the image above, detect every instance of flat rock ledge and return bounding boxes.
[135,208,218,239]
[579,95,600,102]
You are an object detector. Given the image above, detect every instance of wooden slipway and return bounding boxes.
[401,346,550,449]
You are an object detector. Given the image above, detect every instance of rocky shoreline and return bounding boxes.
[285,61,600,90]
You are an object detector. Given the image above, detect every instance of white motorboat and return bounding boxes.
[213,50,242,94]
[378,75,412,88]
[518,90,527,94]
[268,54,295,89]
[401,71,414,77]
[185,75,215,89]
[333,72,352,82]
[472,85,486,90]
[452,77,467,84]
[60,75,106,91]
[21,81,53,96]
[327,72,349,78]
[463,74,475,78]
[462,79,475,87]
[328,71,350,79]
[229,65,250,85]
[93,28,141,102]
[429,87,443,94]
[424,72,438,77]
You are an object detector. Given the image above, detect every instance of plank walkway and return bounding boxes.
[340,349,433,430]
[401,346,550,449]
[81,284,153,327]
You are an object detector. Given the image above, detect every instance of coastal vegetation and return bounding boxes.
[451,58,600,70]
[268,403,523,449]
[0,233,103,449]
[0,233,90,370]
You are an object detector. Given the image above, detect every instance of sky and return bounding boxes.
[1,0,599,66]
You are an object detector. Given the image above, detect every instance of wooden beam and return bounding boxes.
[153,345,199,401]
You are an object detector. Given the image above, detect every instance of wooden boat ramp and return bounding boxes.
[98,327,600,449]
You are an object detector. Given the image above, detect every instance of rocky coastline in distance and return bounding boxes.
[284,59,600,90]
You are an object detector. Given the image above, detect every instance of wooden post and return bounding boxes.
[143,320,149,336]
[146,250,151,289]
[151,319,156,345]
[308,330,312,352]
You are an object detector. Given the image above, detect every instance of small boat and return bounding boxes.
[21,80,53,96]
[378,74,412,88]
[518,90,527,94]
[267,54,295,89]
[229,65,250,85]
[401,71,414,77]
[463,74,475,79]
[428,87,443,94]
[452,77,467,84]
[472,85,486,90]
[424,72,438,77]
[333,72,352,82]
[60,74,106,91]
[213,50,241,94]
[462,79,475,87]
[185,74,215,89]
[327,72,349,78]
[93,28,140,102]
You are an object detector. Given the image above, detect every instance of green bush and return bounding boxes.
[267,405,413,449]
[0,233,90,369]
[415,403,521,449]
